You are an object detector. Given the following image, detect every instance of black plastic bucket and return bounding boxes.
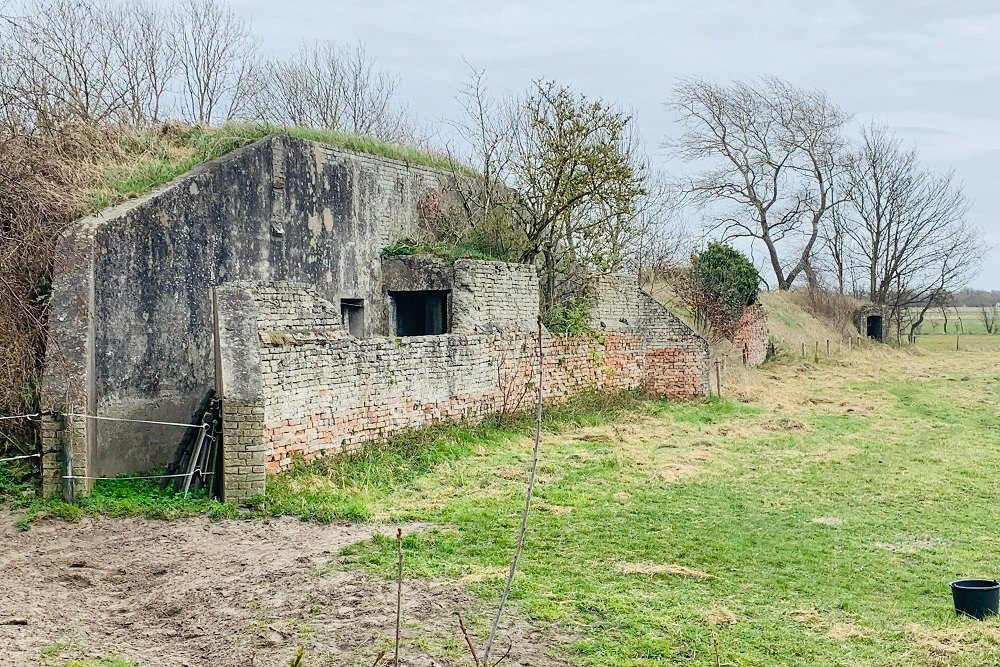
[950,579,1000,619]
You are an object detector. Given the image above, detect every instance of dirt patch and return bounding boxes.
[0,514,569,667]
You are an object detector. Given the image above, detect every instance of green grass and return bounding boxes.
[915,333,1000,352]
[86,123,471,213]
[14,475,239,531]
[911,307,992,336]
[334,348,1000,666]
[34,641,136,667]
[257,390,653,523]
[11,391,648,529]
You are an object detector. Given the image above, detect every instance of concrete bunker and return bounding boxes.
[39,136,710,503]
[855,305,886,342]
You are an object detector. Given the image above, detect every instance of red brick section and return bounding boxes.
[731,304,768,367]
[260,331,707,472]
[643,347,712,400]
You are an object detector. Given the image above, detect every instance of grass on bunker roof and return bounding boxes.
[85,122,470,214]
[335,344,1000,666]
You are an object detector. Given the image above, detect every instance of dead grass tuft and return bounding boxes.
[812,516,845,527]
[706,607,738,627]
[906,623,965,658]
[555,417,722,484]
[616,562,713,579]
[874,536,950,555]
[824,622,868,640]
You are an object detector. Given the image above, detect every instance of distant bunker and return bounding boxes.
[39,135,710,502]
[855,305,886,342]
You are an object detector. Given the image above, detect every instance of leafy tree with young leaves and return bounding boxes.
[683,242,760,338]
[452,74,648,313]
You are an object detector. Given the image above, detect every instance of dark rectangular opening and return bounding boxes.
[390,290,449,336]
[866,314,883,341]
[340,298,364,338]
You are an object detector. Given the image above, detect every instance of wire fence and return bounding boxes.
[0,411,211,483]
[62,470,214,481]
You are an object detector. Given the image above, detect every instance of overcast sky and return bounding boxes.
[228,0,1000,288]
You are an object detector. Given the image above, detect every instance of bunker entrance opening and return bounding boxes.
[866,314,884,341]
[340,298,364,338]
[390,290,449,336]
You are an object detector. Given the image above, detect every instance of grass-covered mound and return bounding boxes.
[89,123,467,213]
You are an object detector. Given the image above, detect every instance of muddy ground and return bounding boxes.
[0,515,568,667]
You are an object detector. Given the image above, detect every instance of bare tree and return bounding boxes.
[246,41,410,141]
[669,76,850,290]
[446,63,518,226]
[980,304,998,334]
[937,293,952,335]
[114,2,179,125]
[170,0,256,125]
[844,123,982,342]
[0,0,126,129]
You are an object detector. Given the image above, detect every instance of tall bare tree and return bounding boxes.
[114,2,178,125]
[669,76,850,290]
[979,304,998,334]
[844,123,981,342]
[0,0,125,128]
[170,0,256,125]
[246,41,410,141]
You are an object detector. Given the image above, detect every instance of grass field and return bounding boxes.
[7,337,1000,665]
[912,307,996,337]
[331,345,1000,666]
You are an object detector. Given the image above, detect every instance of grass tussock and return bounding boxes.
[88,123,470,213]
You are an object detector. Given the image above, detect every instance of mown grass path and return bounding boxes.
[340,345,1000,666]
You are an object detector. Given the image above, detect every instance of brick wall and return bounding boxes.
[213,267,709,495]
[258,329,661,471]
[731,304,768,367]
[452,259,539,333]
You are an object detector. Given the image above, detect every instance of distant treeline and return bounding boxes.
[950,289,1000,307]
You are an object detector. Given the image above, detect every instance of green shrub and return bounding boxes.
[544,297,593,335]
[685,242,760,337]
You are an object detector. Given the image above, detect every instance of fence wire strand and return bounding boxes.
[63,470,215,482]
[0,413,39,421]
[0,452,41,463]
[61,413,208,429]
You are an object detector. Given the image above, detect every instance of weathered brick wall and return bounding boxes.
[40,413,91,500]
[588,274,710,398]
[213,271,709,491]
[452,260,539,333]
[251,281,344,334]
[731,304,768,367]
[258,329,656,471]
[220,399,266,502]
